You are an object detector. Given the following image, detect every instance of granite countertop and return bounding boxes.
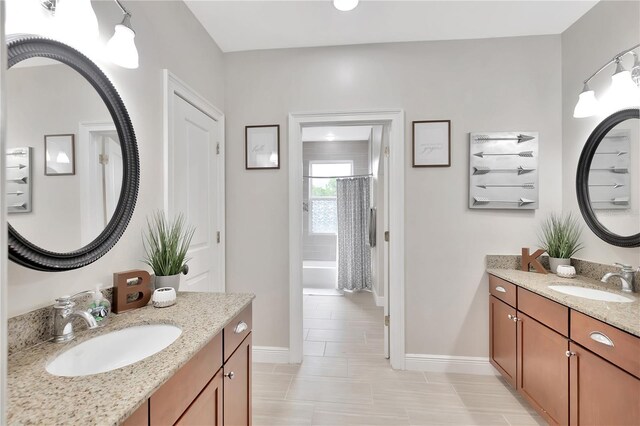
[487,268,639,337]
[7,292,255,426]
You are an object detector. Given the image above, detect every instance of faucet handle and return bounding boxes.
[54,290,93,306]
[614,263,633,271]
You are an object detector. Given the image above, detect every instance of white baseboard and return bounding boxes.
[405,354,499,376]
[372,286,384,307]
[253,346,290,364]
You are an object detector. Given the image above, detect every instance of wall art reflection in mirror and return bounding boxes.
[44,134,75,176]
[6,147,33,214]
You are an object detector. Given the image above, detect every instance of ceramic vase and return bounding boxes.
[154,274,181,291]
[549,257,571,274]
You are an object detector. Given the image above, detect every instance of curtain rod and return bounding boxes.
[303,174,373,179]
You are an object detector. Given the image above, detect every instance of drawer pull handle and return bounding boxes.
[565,351,576,357]
[234,321,248,334]
[495,286,507,293]
[225,371,235,380]
[590,332,614,347]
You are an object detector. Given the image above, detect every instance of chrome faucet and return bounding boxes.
[601,263,638,293]
[52,294,98,343]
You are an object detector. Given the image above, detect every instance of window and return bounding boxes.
[309,161,353,234]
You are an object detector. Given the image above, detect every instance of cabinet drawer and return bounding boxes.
[489,275,516,307]
[150,332,223,425]
[571,310,640,378]
[224,304,252,362]
[517,287,568,337]
[122,401,148,426]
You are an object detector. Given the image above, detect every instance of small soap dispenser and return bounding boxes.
[88,285,111,326]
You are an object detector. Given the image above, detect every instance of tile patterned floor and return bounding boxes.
[253,291,545,425]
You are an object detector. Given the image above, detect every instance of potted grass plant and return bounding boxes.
[538,212,584,273]
[142,211,195,291]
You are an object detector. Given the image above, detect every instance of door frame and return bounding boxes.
[288,109,406,369]
[163,70,226,292]
[0,4,7,420]
[78,121,117,246]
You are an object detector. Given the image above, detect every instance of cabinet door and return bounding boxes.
[176,369,223,426]
[489,296,517,387]
[224,333,252,426]
[569,342,640,425]
[517,312,569,425]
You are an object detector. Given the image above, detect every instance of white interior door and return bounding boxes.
[171,95,219,292]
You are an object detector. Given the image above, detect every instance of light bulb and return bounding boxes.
[333,0,359,12]
[573,84,599,118]
[55,0,99,42]
[107,21,139,69]
[600,69,640,115]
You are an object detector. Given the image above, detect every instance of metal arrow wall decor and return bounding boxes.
[588,129,630,211]
[469,132,539,210]
[6,147,32,213]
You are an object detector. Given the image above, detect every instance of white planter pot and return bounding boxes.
[549,257,571,274]
[154,274,181,292]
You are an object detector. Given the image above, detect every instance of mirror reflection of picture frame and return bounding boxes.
[45,134,75,176]
[412,120,451,167]
[245,124,280,170]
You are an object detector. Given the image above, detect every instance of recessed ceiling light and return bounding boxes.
[326,133,336,141]
[333,0,359,12]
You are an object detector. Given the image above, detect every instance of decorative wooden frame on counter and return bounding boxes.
[44,134,75,176]
[245,124,280,170]
[412,120,451,167]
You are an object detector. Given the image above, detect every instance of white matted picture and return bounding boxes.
[245,124,280,169]
[412,120,451,167]
[45,134,75,175]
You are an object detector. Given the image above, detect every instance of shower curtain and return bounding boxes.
[336,177,372,291]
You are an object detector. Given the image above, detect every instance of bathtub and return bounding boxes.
[303,260,337,289]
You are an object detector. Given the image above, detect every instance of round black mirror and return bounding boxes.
[6,35,139,271]
[576,108,639,248]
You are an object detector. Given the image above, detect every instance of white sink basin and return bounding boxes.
[548,285,634,303]
[46,324,182,377]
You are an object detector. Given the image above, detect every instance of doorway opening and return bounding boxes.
[289,110,405,370]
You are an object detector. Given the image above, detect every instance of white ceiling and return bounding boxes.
[302,126,372,142]
[184,1,598,53]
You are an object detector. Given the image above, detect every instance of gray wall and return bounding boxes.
[561,0,640,266]
[224,35,563,355]
[302,140,370,262]
[7,1,226,317]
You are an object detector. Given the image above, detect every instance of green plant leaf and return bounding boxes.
[142,211,195,276]
[538,212,584,259]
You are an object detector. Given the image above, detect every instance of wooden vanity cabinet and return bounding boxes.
[517,311,569,425]
[488,274,640,425]
[124,304,253,426]
[569,342,640,426]
[489,296,517,387]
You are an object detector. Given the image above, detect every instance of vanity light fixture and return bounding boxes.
[333,0,359,12]
[106,0,139,69]
[39,0,139,69]
[573,43,640,118]
[42,0,99,42]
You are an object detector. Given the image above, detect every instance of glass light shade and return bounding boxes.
[573,89,599,118]
[333,0,359,11]
[55,0,99,41]
[600,70,640,115]
[107,25,140,69]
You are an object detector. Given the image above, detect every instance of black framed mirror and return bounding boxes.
[576,108,640,248]
[6,35,139,271]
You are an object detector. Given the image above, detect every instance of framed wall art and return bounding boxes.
[412,120,451,167]
[245,124,280,169]
[45,134,75,176]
